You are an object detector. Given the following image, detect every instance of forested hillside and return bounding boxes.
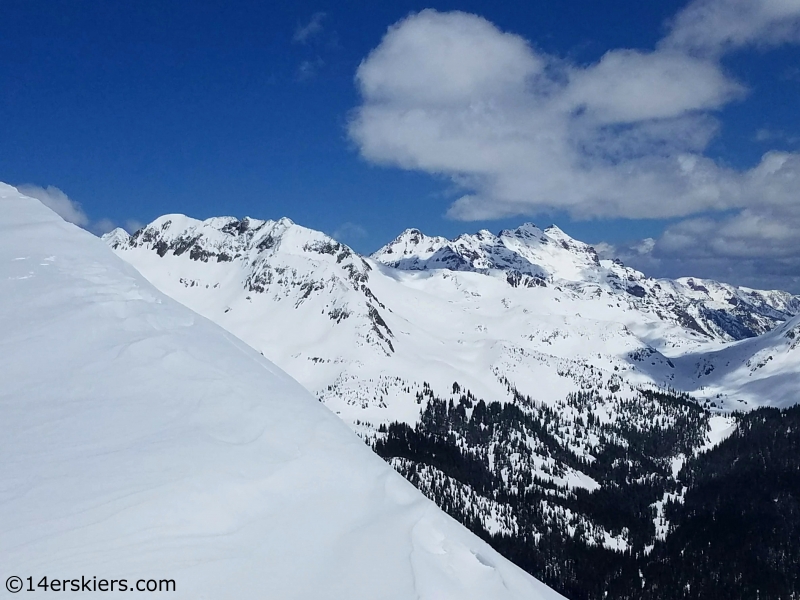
[635,405,800,600]
[374,396,800,600]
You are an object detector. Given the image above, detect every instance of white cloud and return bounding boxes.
[332,222,367,243]
[15,184,140,238]
[293,12,326,44]
[597,152,800,293]
[663,0,800,56]
[349,6,800,290]
[601,152,800,291]
[355,10,543,106]
[754,127,800,144]
[600,198,800,292]
[16,184,90,227]
[349,10,766,222]
[562,49,744,124]
[756,127,776,141]
[91,218,118,236]
[125,219,145,234]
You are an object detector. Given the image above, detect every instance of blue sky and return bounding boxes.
[2,0,800,290]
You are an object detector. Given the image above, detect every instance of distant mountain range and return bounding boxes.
[105,214,800,413]
[104,212,800,599]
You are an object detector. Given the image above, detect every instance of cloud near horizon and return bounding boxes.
[348,0,800,291]
[16,184,130,236]
[17,184,91,227]
[332,221,368,243]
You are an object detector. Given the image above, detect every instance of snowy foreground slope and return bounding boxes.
[0,184,563,600]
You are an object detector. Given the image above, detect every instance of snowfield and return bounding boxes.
[105,211,800,424]
[0,183,563,600]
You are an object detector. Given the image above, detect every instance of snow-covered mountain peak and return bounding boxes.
[110,211,395,356]
[123,212,348,264]
[369,222,800,342]
[108,208,800,412]
[374,228,451,261]
[502,222,542,237]
[374,222,602,283]
[101,226,131,247]
[543,224,568,237]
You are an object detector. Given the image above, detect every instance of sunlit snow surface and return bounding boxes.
[0,184,563,599]
[107,212,800,424]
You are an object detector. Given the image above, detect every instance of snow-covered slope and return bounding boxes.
[669,314,800,409]
[0,184,562,600]
[106,215,799,418]
[374,224,800,341]
[372,224,596,282]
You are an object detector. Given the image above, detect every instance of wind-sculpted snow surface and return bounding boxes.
[0,184,563,600]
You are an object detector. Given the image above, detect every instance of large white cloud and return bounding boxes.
[562,49,743,124]
[349,10,764,221]
[349,3,800,290]
[355,10,543,106]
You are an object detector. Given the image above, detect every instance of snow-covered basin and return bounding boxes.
[0,184,562,600]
